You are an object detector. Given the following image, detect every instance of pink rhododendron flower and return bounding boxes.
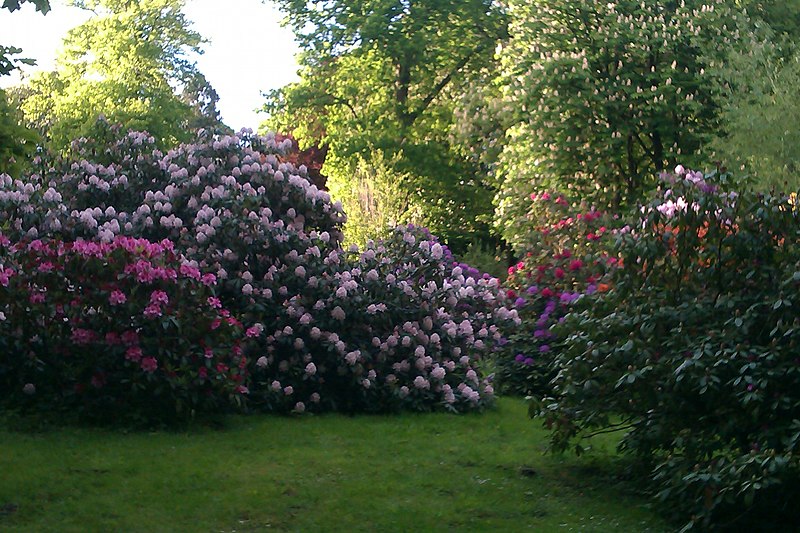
[125,346,143,362]
[71,328,95,345]
[150,290,169,305]
[140,357,158,373]
[121,330,139,346]
[109,290,127,305]
[413,376,430,390]
[331,306,346,321]
[431,366,446,380]
[143,304,162,318]
[29,292,46,304]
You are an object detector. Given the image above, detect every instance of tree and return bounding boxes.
[263,0,508,251]
[0,89,38,176]
[708,0,800,190]
[180,71,231,136]
[18,0,225,151]
[494,0,732,226]
[0,1,49,176]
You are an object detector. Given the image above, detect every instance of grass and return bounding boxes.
[0,398,668,532]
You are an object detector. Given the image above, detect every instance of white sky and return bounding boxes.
[0,0,301,131]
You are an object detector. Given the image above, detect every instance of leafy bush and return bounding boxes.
[248,225,514,414]
[455,241,509,281]
[0,235,246,424]
[0,120,511,417]
[495,192,619,396]
[534,167,800,529]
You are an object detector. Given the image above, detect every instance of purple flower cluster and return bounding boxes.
[0,123,515,414]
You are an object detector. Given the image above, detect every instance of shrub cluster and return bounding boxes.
[533,167,800,529]
[495,192,619,396]
[247,224,513,414]
[0,235,246,423]
[0,120,512,419]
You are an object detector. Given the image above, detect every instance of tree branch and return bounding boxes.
[406,40,489,125]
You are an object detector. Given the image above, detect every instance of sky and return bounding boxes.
[0,0,301,131]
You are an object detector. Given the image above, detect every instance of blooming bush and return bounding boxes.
[533,167,800,529]
[494,192,620,395]
[0,235,246,423]
[247,225,513,414]
[0,121,510,417]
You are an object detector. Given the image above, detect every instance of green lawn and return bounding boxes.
[0,398,667,532]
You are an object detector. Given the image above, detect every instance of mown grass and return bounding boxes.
[0,398,668,532]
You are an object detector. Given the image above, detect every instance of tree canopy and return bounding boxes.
[17,0,226,151]
[263,0,508,251]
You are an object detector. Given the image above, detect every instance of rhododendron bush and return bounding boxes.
[0,121,510,418]
[248,225,512,414]
[0,236,246,423]
[494,191,621,396]
[532,167,800,530]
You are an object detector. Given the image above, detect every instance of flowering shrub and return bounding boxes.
[533,167,800,530]
[495,192,620,395]
[248,225,514,414]
[0,235,246,423]
[0,121,510,416]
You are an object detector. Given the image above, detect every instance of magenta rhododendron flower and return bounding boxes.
[109,290,127,305]
[140,357,158,373]
[143,304,162,318]
[71,328,95,345]
[125,346,143,362]
[149,290,169,305]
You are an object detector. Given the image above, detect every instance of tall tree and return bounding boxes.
[0,89,38,176]
[0,1,49,175]
[18,0,225,151]
[263,0,508,251]
[497,0,733,206]
[708,0,800,189]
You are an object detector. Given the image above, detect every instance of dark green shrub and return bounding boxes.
[534,167,800,529]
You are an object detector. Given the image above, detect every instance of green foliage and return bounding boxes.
[325,148,414,247]
[0,45,34,77]
[534,168,800,529]
[263,0,508,252]
[710,12,800,190]
[0,89,38,177]
[454,241,508,281]
[17,0,225,151]
[2,0,50,12]
[492,0,733,248]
